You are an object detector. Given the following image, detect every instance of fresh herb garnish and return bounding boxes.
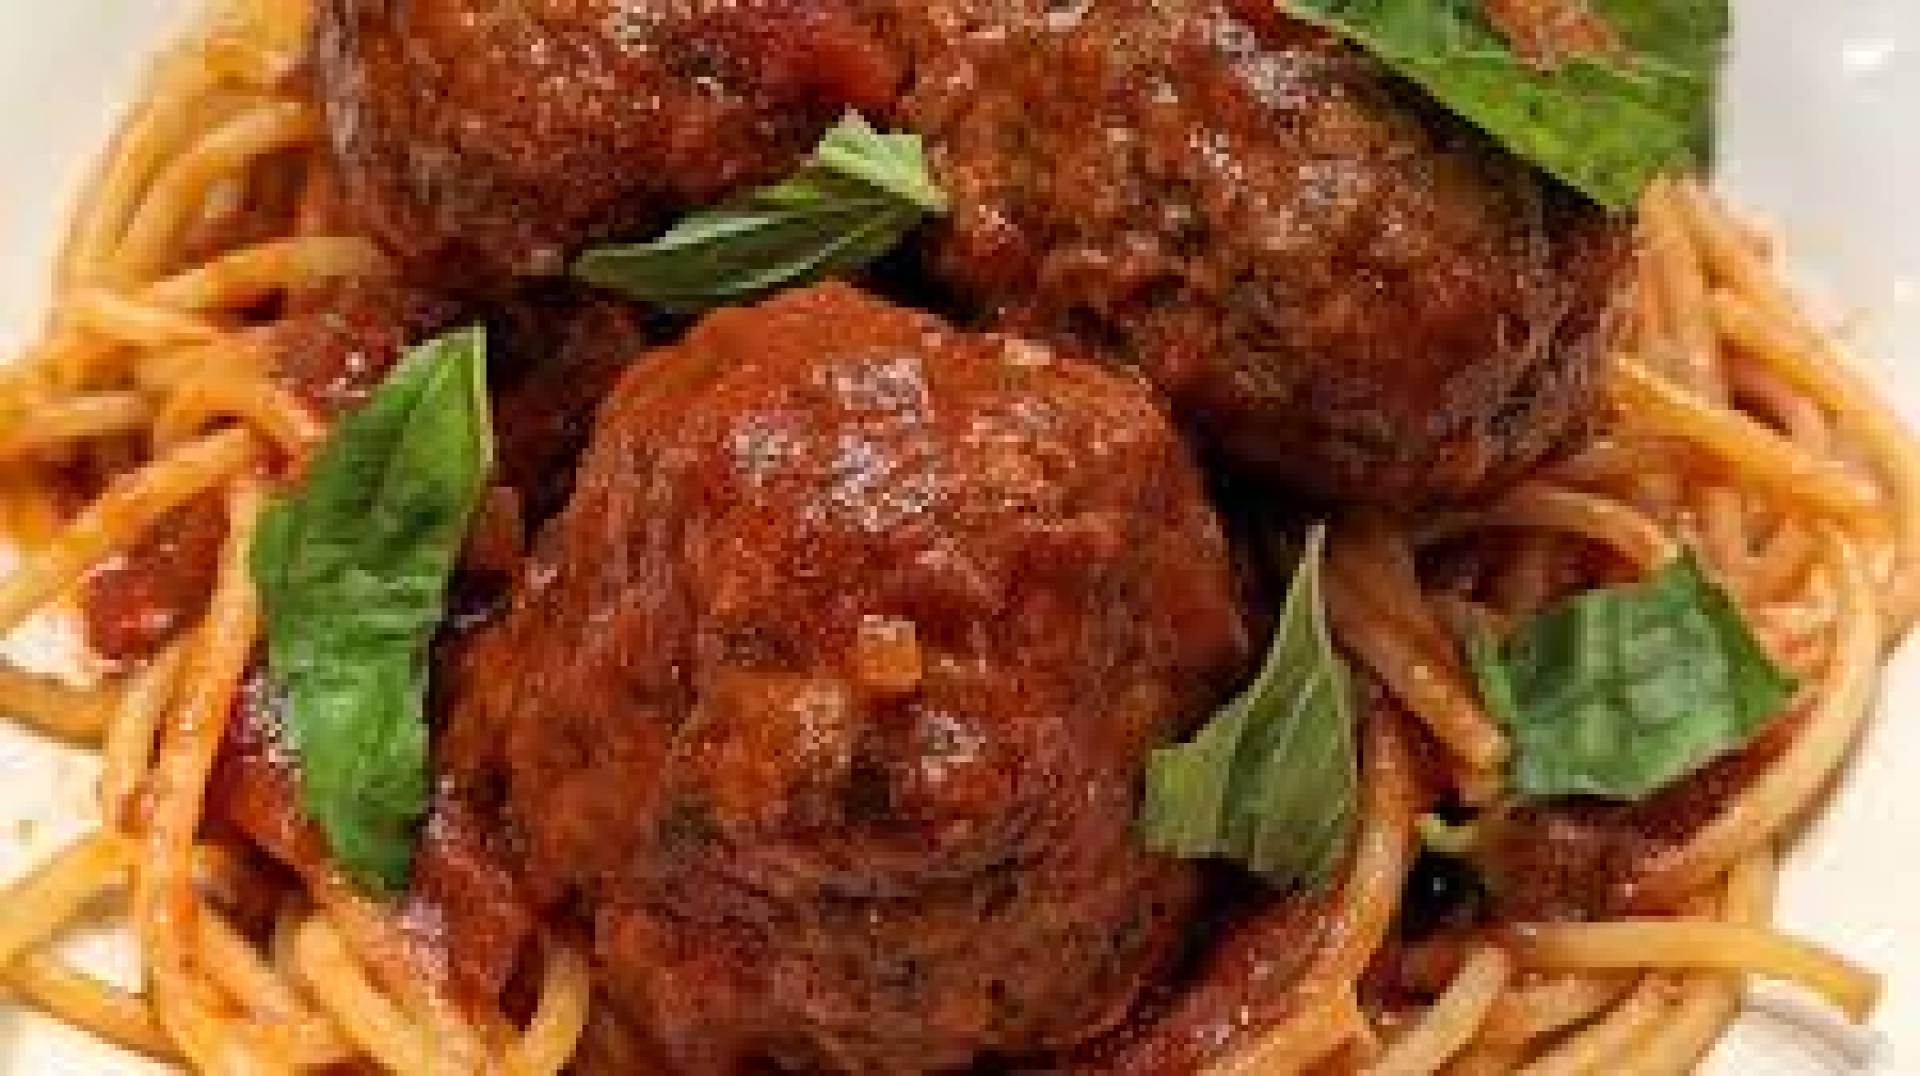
[1142,526,1358,890]
[253,327,493,890]
[1469,551,1796,800]
[574,112,947,311]
[1290,0,1729,209]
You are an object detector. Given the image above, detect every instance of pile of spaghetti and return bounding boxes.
[0,3,585,1072]
[0,1,1909,1074]
[1296,170,1918,1072]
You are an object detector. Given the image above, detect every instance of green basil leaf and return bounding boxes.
[574,112,946,311]
[1469,551,1797,800]
[1289,0,1729,209]
[812,112,948,213]
[253,327,493,890]
[1142,525,1359,890]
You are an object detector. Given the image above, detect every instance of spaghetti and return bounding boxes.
[1304,170,1915,1069]
[0,1,1908,1073]
[0,3,586,1073]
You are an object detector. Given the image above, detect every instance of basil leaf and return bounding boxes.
[1290,0,1729,209]
[1143,526,1358,890]
[1469,551,1796,800]
[574,112,946,311]
[253,327,493,890]
[813,113,948,213]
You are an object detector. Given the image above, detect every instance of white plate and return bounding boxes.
[0,2,1915,1073]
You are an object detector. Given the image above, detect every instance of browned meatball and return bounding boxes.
[313,0,905,280]
[439,284,1247,1072]
[906,0,1632,502]
[316,0,1628,500]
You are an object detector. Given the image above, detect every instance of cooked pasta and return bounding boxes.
[0,1,1907,1073]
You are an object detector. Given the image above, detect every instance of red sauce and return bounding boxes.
[206,674,336,886]
[85,497,225,663]
[1478,707,1807,920]
[1480,0,1624,69]
[207,672,536,1008]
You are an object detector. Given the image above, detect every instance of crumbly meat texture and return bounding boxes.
[438,284,1248,1072]
[905,0,1632,502]
[312,0,905,281]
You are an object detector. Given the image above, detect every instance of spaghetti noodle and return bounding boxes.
[0,4,586,1073]
[0,1,1908,1073]
[1304,174,1913,1070]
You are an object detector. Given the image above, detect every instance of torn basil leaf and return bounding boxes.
[1291,0,1729,209]
[574,112,947,312]
[1143,525,1358,890]
[1469,551,1796,800]
[253,327,493,890]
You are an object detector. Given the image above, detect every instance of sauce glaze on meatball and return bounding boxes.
[439,284,1248,1071]
[906,0,1631,501]
[314,0,1630,501]
[313,0,904,280]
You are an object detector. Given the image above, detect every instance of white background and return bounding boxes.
[0,1,1915,1072]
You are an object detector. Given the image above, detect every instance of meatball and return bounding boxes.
[905,0,1632,501]
[312,0,904,280]
[439,284,1247,1071]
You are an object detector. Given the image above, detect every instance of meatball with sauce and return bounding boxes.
[906,0,1632,502]
[439,284,1248,1072]
[312,0,904,280]
[314,0,1630,502]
